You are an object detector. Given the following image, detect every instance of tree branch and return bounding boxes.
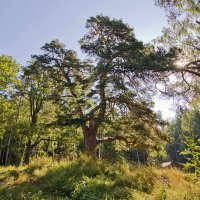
[97,135,136,146]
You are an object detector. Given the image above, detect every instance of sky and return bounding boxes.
[0,0,175,119]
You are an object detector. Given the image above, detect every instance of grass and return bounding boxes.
[0,155,200,199]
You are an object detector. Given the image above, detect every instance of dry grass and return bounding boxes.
[0,156,199,199]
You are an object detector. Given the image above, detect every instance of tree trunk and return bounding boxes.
[0,140,2,161]
[5,131,12,166]
[21,144,26,165]
[24,140,33,165]
[84,134,98,158]
[98,144,101,161]
[81,123,98,158]
[1,136,5,165]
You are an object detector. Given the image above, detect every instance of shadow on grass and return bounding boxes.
[0,158,157,200]
[0,161,114,200]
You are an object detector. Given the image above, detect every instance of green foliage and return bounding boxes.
[180,101,200,176]
[180,133,200,176]
[31,15,168,157]
[0,55,19,137]
[0,54,19,93]
[167,98,200,173]
[148,147,168,166]
[0,156,200,200]
[155,187,167,200]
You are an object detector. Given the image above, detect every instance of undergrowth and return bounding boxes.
[0,155,200,200]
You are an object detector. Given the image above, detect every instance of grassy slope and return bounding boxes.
[0,156,200,200]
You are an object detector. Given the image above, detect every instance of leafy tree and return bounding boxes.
[0,93,24,165]
[34,15,167,157]
[0,55,19,142]
[0,54,19,93]
[181,99,200,170]
[18,62,54,164]
[167,97,200,168]
[165,113,186,165]
[180,133,200,176]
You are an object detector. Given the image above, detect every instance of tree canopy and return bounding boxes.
[0,55,19,94]
[31,15,168,157]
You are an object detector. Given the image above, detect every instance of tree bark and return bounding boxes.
[84,136,98,158]
[5,130,12,166]
[24,140,33,165]
[82,124,98,158]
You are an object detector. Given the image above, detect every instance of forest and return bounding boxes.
[0,0,200,199]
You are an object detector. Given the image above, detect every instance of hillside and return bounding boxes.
[0,156,200,200]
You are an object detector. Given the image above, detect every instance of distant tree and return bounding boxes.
[180,133,200,177]
[0,55,21,165]
[18,62,54,164]
[0,54,19,93]
[34,15,168,157]
[0,54,19,139]
[180,99,200,172]
[166,113,185,165]
[167,97,200,169]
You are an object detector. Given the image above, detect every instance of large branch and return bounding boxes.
[60,66,89,133]
[97,135,136,146]
[31,136,41,148]
[61,67,78,98]
[88,73,107,134]
[32,137,57,148]
[182,69,200,77]
[98,77,106,120]
[46,117,89,128]
[89,104,101,116]
[152,61,200,77]
[185,60,200,69]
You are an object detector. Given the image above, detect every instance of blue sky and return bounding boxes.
[0,0,175,118]
[0,0,168,64]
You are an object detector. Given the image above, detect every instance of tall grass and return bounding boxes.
[0,155,199,199]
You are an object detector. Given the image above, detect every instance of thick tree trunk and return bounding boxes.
[83,126,99,158]
[84,137,98,158]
